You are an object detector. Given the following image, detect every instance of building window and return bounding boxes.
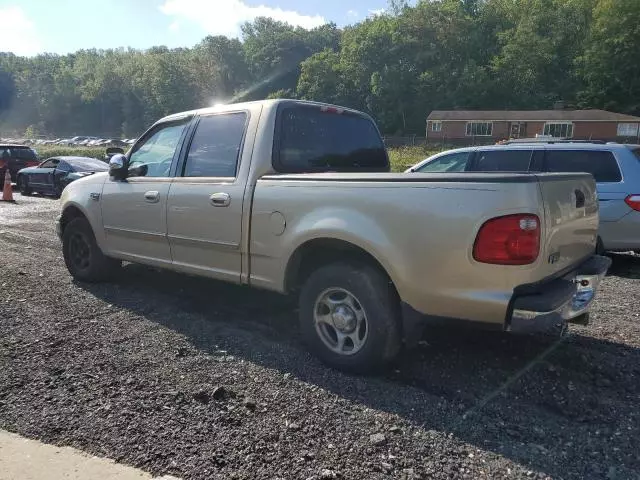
[617,123,639,137]
[465,122,493,136]
[543,122,573,138]
[431,121,442,132]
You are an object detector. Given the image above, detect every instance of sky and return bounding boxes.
[0,0,389,56]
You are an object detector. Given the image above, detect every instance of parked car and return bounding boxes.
[17,156,108,197]
[407,139,640,254]
[0,144,40,182]
[56,100,610,372]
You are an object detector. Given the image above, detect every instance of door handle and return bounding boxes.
[144,190,160,203]
[210,192,231,207]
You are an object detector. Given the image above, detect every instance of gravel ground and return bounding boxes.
[1,195,639,480]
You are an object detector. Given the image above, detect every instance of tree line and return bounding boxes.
[1,0,639,138]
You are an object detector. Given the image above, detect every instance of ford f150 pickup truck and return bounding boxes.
[56,99,611,372]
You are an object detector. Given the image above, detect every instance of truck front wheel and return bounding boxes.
[298,263,401,373]
[62,217,121,282]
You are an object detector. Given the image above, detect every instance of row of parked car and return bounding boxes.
[0,136,136,147]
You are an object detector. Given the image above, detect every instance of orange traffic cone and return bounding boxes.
[1,167,15,202]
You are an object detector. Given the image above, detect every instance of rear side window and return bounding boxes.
[473,150,532,172]
[182,112,247,178]
[274,104,389,173]
[545,150,621,183]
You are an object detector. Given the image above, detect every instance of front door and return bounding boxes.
[167,111,248,283]
[101,118,191,266]
[29,158,59,192]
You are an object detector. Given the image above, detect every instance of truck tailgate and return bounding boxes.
[536,173,599,279]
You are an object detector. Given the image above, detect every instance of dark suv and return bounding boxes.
[407,140,640,253]
[0,144,40,182]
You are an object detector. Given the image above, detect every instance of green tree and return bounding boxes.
[579,0,640,114]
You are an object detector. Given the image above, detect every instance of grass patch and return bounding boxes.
[387,146,443,172]
[33,146,120,161]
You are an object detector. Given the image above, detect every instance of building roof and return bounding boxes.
[427,109,640,122]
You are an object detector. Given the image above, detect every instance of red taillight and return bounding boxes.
[625,194,640,212]
[473,214,540,265]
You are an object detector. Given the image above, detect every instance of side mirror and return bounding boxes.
[104,147,125,162]
[109,154,128,180]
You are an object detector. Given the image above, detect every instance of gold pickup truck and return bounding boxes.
[56,100,611,372]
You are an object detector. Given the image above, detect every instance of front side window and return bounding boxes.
[182,112,247,178]
[39,159,60,169]
[128,119,189,177]
[56,161,72,172]
[473,150,533,172]
[545,150,621,183]
[465,122,493,136]
[543,122,573,138]
[414,151,471,172]
[275,105,389,173]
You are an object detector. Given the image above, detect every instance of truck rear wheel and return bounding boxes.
[62,217,121,282]
[298,263,401,373]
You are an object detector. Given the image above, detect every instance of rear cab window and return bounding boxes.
[544,150,622,183]
[273,103,389,173]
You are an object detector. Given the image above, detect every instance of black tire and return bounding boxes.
[17,176,32,196]
[596,236,605,256]
[298,263,401,374]
[62,217,121,282]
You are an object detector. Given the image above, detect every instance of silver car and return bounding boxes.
[407,140,640,253]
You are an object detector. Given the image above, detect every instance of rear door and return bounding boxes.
[543,149,626,222]
[166,110,251,283]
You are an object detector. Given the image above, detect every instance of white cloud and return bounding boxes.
[0,6,42,56]
[159,0,326,38]
[368,8,385,17]
[347,9,358,19]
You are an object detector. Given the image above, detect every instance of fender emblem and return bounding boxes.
[89,192,100,201]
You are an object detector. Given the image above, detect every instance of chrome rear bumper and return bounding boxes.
[508,255,611,335]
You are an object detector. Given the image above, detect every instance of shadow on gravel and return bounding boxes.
[607,253,640,280]
[78,263,640,480]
